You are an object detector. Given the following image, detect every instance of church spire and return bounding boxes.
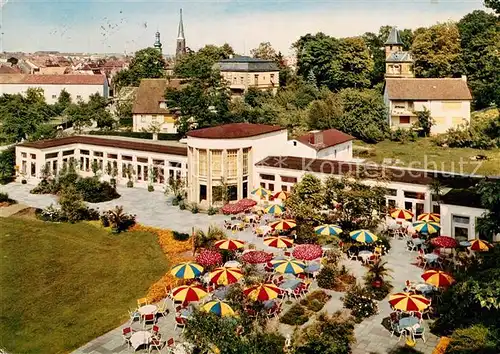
[154,30,162,54]
[176,8,186,59]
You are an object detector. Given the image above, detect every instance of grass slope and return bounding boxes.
[354,138,500,176]
[0,217,168,354]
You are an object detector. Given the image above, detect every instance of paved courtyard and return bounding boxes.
[1,183,440,353]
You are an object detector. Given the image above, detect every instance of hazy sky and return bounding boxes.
[0,0,488,55]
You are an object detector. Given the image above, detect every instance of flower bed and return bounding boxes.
[196,249,223,268]
[241,250,273,264]
[221,198,257,214]
[293,244,323,261]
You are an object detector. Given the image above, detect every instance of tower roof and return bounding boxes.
[385,27,403,45]
[177,8,185,39]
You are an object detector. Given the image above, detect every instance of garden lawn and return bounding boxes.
[354,138,500,175]
[0,217,169,354]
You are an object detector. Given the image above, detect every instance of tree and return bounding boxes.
[65,103,92,132]
[244,87,272,108]
[0,147,15,184]
[250,42,278,60]
[484,0,500,14]
[476,179,500,241]
[175,44,235,80]
[307,69,318,90]
[458,10,500,109]
[414,107,434,137]
[113,47,166,88]
[411,22,463,78]
[54,89,72,115]
[58,185,88,223]
[115,100,133,126]
[307,91,343,130]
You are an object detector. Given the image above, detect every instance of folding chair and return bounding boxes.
[137,297,149,307]
[174,316,186,332]
[148,338,165,353]
[413,325,426,343]
[128,309,141,324]
[143,313,156,329]
[151,325,161,339]
[156,299,169,318]
[122,327,133,348]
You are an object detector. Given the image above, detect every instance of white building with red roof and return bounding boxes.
[0,74,108,104]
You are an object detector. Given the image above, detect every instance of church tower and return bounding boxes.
[384,27,414,78]
[154,30,162,54]
[176,9,186,59]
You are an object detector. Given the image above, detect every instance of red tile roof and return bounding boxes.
[0,74,106,85]
[187,123,284,139]
[19,136,187,156]
[385,78,472,100]
[297,129,354,151]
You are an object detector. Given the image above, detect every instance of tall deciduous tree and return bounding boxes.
[250,42,278,60]
[113,47,166,89]
[175,44,235,80]
[476,179,500,242]
[307,91,343,130]
[411,22,463,78]
[484,0,500,14]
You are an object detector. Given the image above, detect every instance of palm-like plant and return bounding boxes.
[365,260,392,285]
[193,225,226,255]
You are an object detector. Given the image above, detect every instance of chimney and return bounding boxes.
[309,130,323,145]
[461,75,467,82]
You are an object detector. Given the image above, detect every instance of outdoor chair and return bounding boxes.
[389,321,405,341]
[347,249,358,261]
[151,325,161,339]
[137,297,149,307]
[128,309,141,324]
[174,316,186,332]
[414,311,423,323]
[148,338,166,353]
[143,313,157,329]
[122,327,133,348]
[156,299,169,318]
[406,240,418,252]
[413,325,426,343]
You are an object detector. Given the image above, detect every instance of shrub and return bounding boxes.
[390,128,418,143]
[36,204,64,222]
[126,180,133,188]
[173,230,190,241]
[433,123,498,149]
[104,206,136,233]
[171,197,180,206]
[343,284,378,322]
[317,265,338,290]
[365,280,393,301]
[207,206,218,215]
[446,325,499,354]
[300,290,331,312]
[59,186,92,223]
[148,185,154,192]
[0,147,15,184]
[100,214,110,227]
[75,177,120,203]
[0,192,15,204]
[191,203,199,214]
[280,304,309,326]
[179,200,186,210]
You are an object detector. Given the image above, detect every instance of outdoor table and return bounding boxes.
[415,283,434,296]
[180,308,193,319]
[213,287,229,300]
[424,253,439,265]
[305,263,321,273]
[138,304,157,316]
[358,250,373,263]
[459,241,471,247]
[321,244,335,252]
[224,260,241,268]
[412,238,424,246]
[398,316,420,332]
[130,330,152,350]
[280,279,302,290]
[263,299,276,309]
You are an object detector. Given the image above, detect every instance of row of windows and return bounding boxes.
[195,148,249,178]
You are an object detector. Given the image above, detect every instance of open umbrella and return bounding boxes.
[271,258,306,274]
[350,229,378,243]
[265,204,285,216]
[413,221,440,234]
[431,236,458,248]
[170,262,204,279]
[417,213,440,222]
[314,224,342,236]
[244,283,281,301]
[251,186,271,199]
[470,239,493,252]
[203,300,235,317]
[273,191,289,201]
[269,219,296,230]
[214,239,245,251]
[390,208,414,220]
[421,270,454,288]
[293,244,323,260]
[264,236,294,249]
[389,292,430,312]
[209,267,244,285]
[171,284,208,303]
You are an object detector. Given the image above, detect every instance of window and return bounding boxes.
[52,94,57,99]
[137,157,148,163]
[260,174,275,181]
[240,76,244,84]
[199,185,207,201]
[93,151,103,157]
[281,176,297,183]
[80,150,89,155]
[268,183,274,192]
[228,185,238,201]
[282,185,288,192]
[254,74,259,85]
[388,199,396,209]
[386,188,398,196]
[199,150,207,177]
[211,150,222,178]
[270,74,275,81]
[122,155,132,161]
[31,162,36,177]
[242,148,249,175]
[442,102,462,111]
[153,159,164,166]
[399,116,410,124]
[293,141,297,146]
[21,152,27,158]
[404,191,425,200]
[45,152,58,159]
[107,153,117,159]
[227,149,237,178]
[76,95,82,99]
[62,150,74,156]
[30,154,36,159]
[453,215,470,224]
[21,160,27,174]
[169,161,182,168]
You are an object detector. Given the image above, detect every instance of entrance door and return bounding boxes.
[415,203,425,220]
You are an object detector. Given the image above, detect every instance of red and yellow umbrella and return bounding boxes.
[171,284,208,303]
[273,191,290,201]
[269,219,296,230]
[417,213,440,222]
[389,292,431,312]
[263,236,294,249]
[390,208,414,220]
[470,239,493,252]
[214,239,246,251]
[421,270,455,288]
[244,283,281,301]
[209,267,244,285]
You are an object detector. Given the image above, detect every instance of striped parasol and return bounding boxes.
[390,208,414,220]
[244,283,281,301]
[251,186,271,199]
[171,284,208,303]
[170,262,204,279]
[413,220,440,234]
[209,267,243,285]
[214,239,246,251]
[202,300,235,317]
[350,229,378,243]
[314,224,342,236]
[269,219,297,230]
[417,213,440,222]
[271,258,306,274]
[470,239,493,252]
[273,191,290,201]
[421,270,455,288]
[265,204,285,216]
[264,236,294,248]
[389,292,431,312]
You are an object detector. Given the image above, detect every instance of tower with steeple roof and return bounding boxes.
[154,30,162,54]
[176,9,186,60]
[385,27,414,78]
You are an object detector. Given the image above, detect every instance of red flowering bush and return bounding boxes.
[196,249,223,268]
[293,244,323,261]
[241,251,273,264]
[221,198,257,214]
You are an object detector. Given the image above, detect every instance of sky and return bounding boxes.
[0,0,488,55]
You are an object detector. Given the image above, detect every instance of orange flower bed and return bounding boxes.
[432,337,450,354]
[131,225,194,302]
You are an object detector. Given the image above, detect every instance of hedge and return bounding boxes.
[88,130,182,141]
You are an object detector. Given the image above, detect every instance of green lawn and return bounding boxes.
[354,138,500,176]
[0,217,169,354]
